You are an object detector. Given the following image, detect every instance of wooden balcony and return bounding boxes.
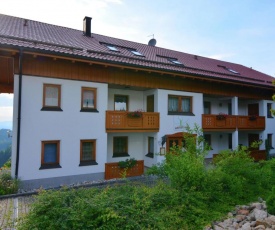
[202,115,265,131]
[105,160,144,180]
[237,116,266,130]
[250,150,267,161]
[106,111,159,132]
[213,150,266,162]
[202,115,237,131]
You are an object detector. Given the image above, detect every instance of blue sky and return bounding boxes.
[0,0,275,129]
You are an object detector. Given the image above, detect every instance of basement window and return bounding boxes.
[106,45,119,52]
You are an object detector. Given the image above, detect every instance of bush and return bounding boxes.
[267,186,275,215]
[18,183,189,230]
[17,125,275,229]
[0,172,20,195]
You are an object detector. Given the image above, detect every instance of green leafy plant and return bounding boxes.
[118,158,137,169]
[250,139,263,149]
[0,172,20,195]
[267,186,275,215]
[16,124,275,230]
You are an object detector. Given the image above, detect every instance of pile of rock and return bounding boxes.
[205,201,275,230]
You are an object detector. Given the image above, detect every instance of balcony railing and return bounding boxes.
[106,111,159,132]
[213,150,266,161]
[202,115,265,131]
[105,160,144,180]
[237,116,266,130]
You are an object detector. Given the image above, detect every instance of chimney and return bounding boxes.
[83,16,92,37]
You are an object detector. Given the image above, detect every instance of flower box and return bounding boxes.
[127,110,143,118]
[216,113,227,120]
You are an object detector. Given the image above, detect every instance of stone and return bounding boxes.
[254,225,266,230]
[235,215,246,222]
[256,220,272,228]
[241,222,251,230]
[204,201,275,230]
[238,209,250,215]
[266,216,275,225]
[253,209,268,220]
[213,225,224,230]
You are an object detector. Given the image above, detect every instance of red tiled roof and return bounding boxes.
[0,14,274,87]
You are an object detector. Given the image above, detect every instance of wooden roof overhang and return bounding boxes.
[0,44,274,99]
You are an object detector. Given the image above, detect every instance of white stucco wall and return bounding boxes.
[155,89,203,162]
[12,74,275,181]
[263,100,275,155]
[14,75,108,181]
[108,88,144,111]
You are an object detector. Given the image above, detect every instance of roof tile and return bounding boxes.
[0,13,274,87]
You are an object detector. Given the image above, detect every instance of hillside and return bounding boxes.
[0,129,12,167]
[0,129,12,151]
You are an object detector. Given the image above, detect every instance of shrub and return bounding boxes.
[3,159,11,168]
[118,158,137,169]
[18,183,188,230]
[0,172,20,195]
[267,186,275,215]
[17,124,275,229]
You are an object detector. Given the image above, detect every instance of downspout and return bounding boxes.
[15,48,23,178]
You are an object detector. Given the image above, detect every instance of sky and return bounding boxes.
[0,0,275,129]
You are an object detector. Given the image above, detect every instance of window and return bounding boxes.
[168,95,193,115]
[268,134,274,149]
[41,84,62,111]
[146,137,154,158]
[79,140,98,166]
[228,133,233,149]
[130,50,143,56]
[113,136,129,157]
[168,58,183,65]
[267,103,273,118]
[81,87,98,112]
[203,101,211,114]
[204,134,212,150]
[217,65,239,74]
[114,95,128,111]
[228,103,232,115]
[227,68,239,74]
[40,140,61,169]
[106,45,119,52]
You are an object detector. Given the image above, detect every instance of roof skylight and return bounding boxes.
[107,45,119,52]
[130,50,143,56]
[168,58,182,65]
[227,68,239,74]
[217,65,240,74]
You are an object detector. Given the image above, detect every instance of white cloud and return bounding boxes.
[0,106,13,122]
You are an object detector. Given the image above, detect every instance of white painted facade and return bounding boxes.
[12,75,108,183]
[11,74,275,188]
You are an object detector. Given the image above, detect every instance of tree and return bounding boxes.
[272,80,275,116]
